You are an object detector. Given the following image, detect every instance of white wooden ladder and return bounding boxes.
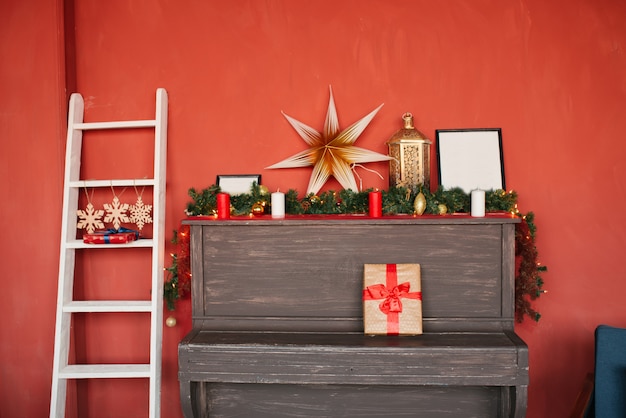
[50,88,168,418]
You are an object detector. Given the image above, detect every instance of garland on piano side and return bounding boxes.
[164,183,546,322]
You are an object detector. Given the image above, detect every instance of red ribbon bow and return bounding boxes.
[363,282,422,314]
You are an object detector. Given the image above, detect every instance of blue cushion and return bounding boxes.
[593,325,626,418]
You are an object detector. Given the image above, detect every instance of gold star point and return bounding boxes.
[267,87,392,195]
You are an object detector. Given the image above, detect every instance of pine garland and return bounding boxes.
[163,225,191,311]
[165,184,546,322]
[514,212,547,322]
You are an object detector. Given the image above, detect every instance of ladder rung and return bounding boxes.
[59,364,151,379]
[66,239,155,249]
[74,120,157,130]
[64,301,153,313]
[69,179,156,188]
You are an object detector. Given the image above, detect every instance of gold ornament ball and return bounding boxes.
[251,202,265,216]
[258,185,269,195]
[309,195,321,204]
[437,203,448,215]
[165,316,177,327]
[413,192,426,215]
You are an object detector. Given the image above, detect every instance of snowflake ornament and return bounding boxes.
[77,203,105,234]
[104,196,130,230]
[129,195,153,230]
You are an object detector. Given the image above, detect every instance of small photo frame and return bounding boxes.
[436,128,505,193]
[217,174,261,195]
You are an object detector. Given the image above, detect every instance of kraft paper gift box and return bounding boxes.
[363,263,422,335]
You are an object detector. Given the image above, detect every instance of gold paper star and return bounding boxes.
[267,87,392,195]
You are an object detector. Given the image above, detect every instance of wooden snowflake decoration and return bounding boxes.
[104,196,130,230]
[129,196,152,230]
[266,86,393,195]
[76,203,105,234]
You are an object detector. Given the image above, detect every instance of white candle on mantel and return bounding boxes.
[471,189,486,217]
[271,190,285,219]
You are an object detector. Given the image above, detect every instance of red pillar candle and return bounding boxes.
[369,190,382,217]
[217,193,230,219]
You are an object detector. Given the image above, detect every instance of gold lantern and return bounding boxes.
[387,113,431,191]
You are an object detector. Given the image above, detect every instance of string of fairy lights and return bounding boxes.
[164,183,546,323]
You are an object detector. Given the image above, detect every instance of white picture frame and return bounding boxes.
[216,174,261,195]
[436,128,505,193]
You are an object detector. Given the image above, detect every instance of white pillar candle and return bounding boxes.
[271,191,285,218]
[471,189,485,217]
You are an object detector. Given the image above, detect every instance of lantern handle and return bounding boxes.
[402,113,415,129]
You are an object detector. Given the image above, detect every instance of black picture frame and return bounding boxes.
[216,174,262,195]
[435,128,505,193]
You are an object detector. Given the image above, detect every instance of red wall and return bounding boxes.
[2,0,626,417]
[0,0,67,417]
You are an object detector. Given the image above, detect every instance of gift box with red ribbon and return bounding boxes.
[83,228,139,244]
[362,263,422,335]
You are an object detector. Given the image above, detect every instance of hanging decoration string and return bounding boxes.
[351,163,385,191]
